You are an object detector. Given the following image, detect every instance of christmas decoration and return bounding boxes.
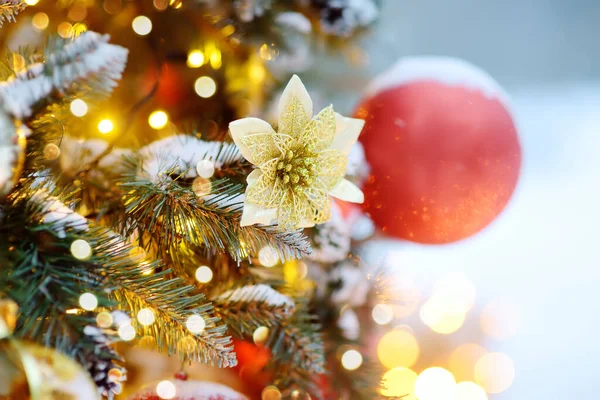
[230,74,365,229]
[358,56,521,243]
[0,109,26,199]
[0,299,100,399]
[129,376,248,400]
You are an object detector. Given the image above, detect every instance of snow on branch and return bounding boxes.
[28,190,88,238]
[0,31,128,119]
[139,134,244,182]
[0,0,26,27]
[214,284,295,316]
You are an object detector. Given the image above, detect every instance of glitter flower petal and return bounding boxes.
[231,75,364,230]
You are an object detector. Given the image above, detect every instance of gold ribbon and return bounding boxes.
[0,299,42,399]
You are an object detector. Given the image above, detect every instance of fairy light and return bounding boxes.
[57,22,73,38]
[475,353,515,394]
[137,308,156,326]
[132,16,152,35]
[25,0,39,5]
[455,382,488,400]
[372,303,394,325]
[261,386,281,400]
[32,12,49,31]
[43,143,60,160]
[415,367,457,400]
[253,326,269,346]
[377,330,419,369]
[78,293,98,311]
[195,266,213,283]
[196,160,215,178]
[341,349,363,371]
[148,110,169,129]
[71,239,92,260]
[66,308,80,314]
[187,50,204,68]
[96,311,113,328]
[209,48,222,69]
[185,315,205,334]
[381,367,418,399]
[118,323,136,341]
[70,99,88,117]
[156,380,176,399]
[98,119,114,134]
[194,76,217,98]
[192,177,212,197]
[258,246,279,267]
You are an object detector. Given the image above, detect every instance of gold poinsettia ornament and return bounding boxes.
[230,75,364,230]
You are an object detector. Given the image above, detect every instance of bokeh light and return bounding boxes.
[262,386,282,400]
[381,367,417,399]
[455,381,488,400]
[32,12,49,31]
[132,16,152,35]
[70,99,88,117]
[43,143,60,160]
[25,0,39,5]
[480,298,520,340]
[98,119,114,134]
[186,314,205,334]
[196,159,215,178]
[79,292,98,311]
[377,330,419,369]
[96,311,113,328]
[192,177,212,197]
[194,76,217,98]
[341,349,363,370]
[415,367,456,400]
[137,308,156,326]
[71,239,92,260]
[475,353,515,394]
[156,380,176,399]
[258,246,279,267]
[195,266,213,283]
[57,22,73,38]
[420,296,466,334]
[118,324,136,341]
[148,110,169,129]
[253,326,269,346]
[372,303,394,325]
[187,50,205,68]
[449,343,487,382]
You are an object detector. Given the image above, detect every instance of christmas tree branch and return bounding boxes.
[212,284,295,338]
[119,158,311,262]
[0,31,127,119]
[0,0,25,27]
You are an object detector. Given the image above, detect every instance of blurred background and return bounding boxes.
[353,0,600,399]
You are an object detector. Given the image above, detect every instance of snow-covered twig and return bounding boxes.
[214,284,295,316]
[0,31,128,119]
[29,190,88,238]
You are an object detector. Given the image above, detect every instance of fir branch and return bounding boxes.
[139,135,252,182]
[0,31,127,119]
[91,229,237,368]
[119,161,311,262]
[212,284,295,338]
[268,299,325,374]
[0,0,26,27]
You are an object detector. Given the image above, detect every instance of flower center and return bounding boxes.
[275,148,316,188]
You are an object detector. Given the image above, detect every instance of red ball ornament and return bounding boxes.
[357,56,521,244]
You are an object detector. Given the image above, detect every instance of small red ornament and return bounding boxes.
[357,56,521,244]
[231,339,272,396]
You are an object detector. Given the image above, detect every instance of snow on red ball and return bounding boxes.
[357,57,521,244]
